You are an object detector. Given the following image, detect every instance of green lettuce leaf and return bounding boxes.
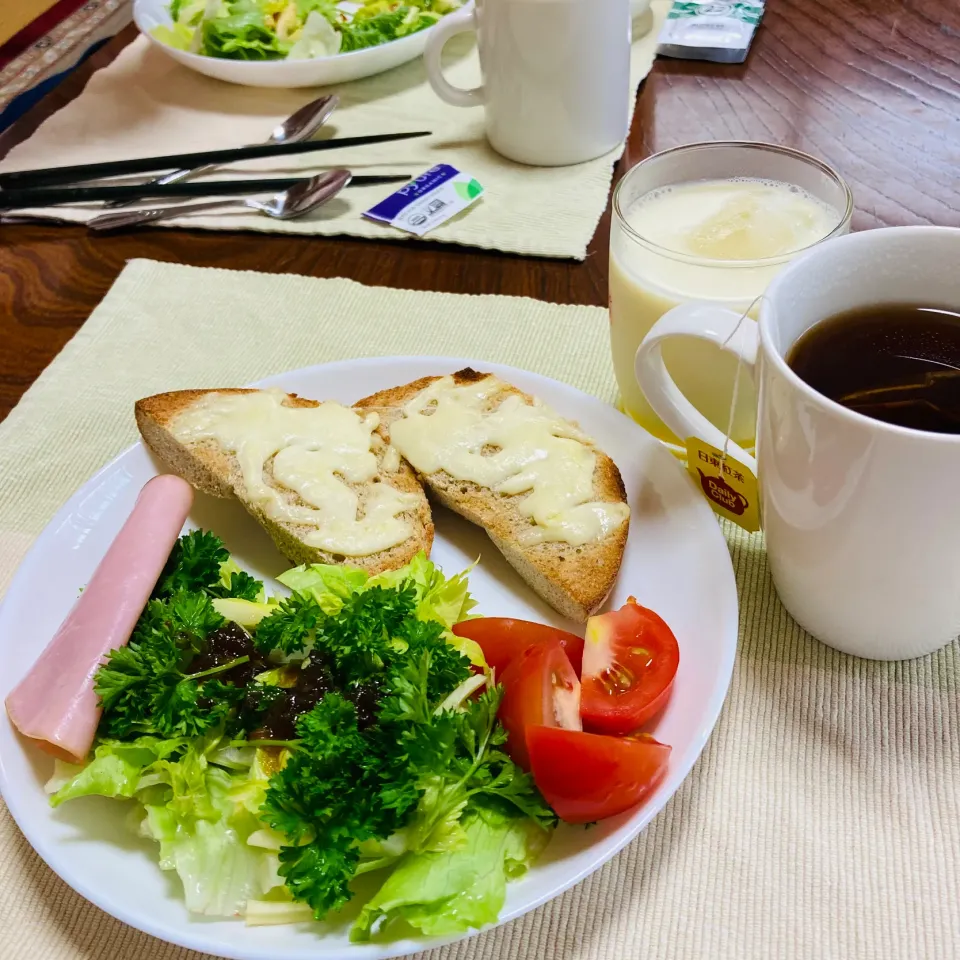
[170,0,215,23]
[53,733,282,918]
[295,0,340,18]
[140,742,282,916]
[370,552,476,629]
[277,552,484,666]
[338,6,440,52]
[153,22,197,49]
[287,9,342,58]
[199,0,290,60]
[144,809,281,916]
[351,807,549,941]
[211,596,278,628]
[370,552,483,666]
[48,736,186,807]
[277,563,368,613]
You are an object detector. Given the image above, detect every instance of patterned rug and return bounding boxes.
[0,0,132,131]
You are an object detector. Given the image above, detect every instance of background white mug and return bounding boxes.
[635,226,960,661]
[423,0,634,166]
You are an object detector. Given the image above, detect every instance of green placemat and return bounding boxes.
[1,260,957,960]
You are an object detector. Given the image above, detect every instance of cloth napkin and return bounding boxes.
[1,259,958,960]
[0,4,665,259]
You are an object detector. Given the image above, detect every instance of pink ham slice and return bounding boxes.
[5,474,194,764]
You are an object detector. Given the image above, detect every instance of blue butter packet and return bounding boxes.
[364,164,484,237]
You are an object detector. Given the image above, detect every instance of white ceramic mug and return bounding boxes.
[635,226,960,661]
[423,0,634,166]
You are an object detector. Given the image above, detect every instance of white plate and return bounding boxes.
[0,357,737,960]
[134,0,470,89]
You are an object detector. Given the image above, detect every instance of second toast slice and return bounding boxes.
[357,369,630,620]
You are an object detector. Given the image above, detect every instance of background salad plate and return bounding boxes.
[0,357,738,960]
[135,0,474,88]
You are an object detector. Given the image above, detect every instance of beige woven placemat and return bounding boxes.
[2,260,959,960]
[0,4,665,259]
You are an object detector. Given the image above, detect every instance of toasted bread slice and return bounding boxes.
[356,369,629,621]
[135,388,433,575]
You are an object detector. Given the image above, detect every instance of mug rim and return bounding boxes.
[758,225,960,445]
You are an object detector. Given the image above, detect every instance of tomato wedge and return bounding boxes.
[580,598,680,735]
[497,640,581,770]
[526,726,671,823]
[453,618,584,676]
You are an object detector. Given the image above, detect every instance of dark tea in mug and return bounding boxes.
[786,304,960,433]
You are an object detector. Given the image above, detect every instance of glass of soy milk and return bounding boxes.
[610,141,853,450]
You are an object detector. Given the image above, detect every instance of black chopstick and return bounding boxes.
[0,175,410,211]
[0,131,431,190]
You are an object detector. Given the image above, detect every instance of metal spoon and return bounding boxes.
[87,169,352,231]
[103,93,340,208]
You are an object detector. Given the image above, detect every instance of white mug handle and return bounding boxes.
[634,302,760,473]
[423,8,485,108]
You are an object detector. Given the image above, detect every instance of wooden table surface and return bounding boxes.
[1,0,958,423]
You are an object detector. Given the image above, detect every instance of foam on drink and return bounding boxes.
[630,179,839,262]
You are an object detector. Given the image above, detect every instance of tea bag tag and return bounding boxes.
[685,438,760,531]
[684,299,761,532]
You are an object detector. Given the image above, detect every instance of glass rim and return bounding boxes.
[612,140,855,268]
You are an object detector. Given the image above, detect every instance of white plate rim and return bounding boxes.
[0,356,738,959]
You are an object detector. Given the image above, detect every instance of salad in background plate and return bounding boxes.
[157,0,463,61]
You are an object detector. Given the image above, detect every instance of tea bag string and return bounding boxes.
[719,295,765,461]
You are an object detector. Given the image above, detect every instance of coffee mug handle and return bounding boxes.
[634,302,760,473]
[423,8,485,108]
